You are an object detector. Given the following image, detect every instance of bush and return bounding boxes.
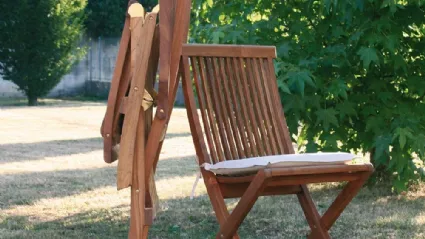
[191,0,425,191]
[0,0,86,105]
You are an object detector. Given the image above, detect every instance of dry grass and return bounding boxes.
[0,100,424,239]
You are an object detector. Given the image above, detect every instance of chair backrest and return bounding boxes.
[181,44,295,165]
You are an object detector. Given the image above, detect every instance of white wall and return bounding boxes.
[0,37,185,105]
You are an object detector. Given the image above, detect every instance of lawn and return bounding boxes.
[0,100,424,239]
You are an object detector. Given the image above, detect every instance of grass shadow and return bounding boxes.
[155,155,198,180]
[1,187,424,238]
[0,166,116,210]
[0,154,198,210]
[0,137,103,163]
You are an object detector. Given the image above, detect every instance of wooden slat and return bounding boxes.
[224,58,250,158]
[191,56,218,163]
[102,16,131,164]
[198,57,225,163]
[182,56,212,165]
[231,57,256,157]
[211,57,239,160]
[206,57,233,161]
[251,58,277,155]
[117,12,158,190]
[245,58,271,155]
[237,58,264,156]
[112,48,132,142]
[218,57,245,159]
[265,57,295,154]
[144,24,160,217]
[258,58,284,154]
[182,44,276,58]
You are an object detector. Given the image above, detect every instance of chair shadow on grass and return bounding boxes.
[1,188,424,239]
[0,154,198,210]
[0,132,192,164]
[0,137,103,163]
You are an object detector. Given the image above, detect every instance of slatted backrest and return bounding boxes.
[181,44,295,165]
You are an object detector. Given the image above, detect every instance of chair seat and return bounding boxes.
[203,152,364,175]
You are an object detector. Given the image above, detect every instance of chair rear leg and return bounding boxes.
[297,185,330,239]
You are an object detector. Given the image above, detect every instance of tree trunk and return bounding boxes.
[27,95,38,106]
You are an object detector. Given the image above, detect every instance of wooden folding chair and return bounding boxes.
[180,44,374,239]
[100,0,191,238]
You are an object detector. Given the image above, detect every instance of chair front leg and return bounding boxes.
[206,177,240,239]
[217,170,270,239]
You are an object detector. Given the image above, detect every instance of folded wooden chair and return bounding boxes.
[181,44,374,239]
[100,0,191,238]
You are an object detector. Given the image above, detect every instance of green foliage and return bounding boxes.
[192,0,425,191]
[0,0,86,105]
[85,0,158,38]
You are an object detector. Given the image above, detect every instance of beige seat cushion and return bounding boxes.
[203,152,359,175]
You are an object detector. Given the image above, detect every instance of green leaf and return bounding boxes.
[284,70,315,97]
[207,0,213,8]
[278,42,291,59]
[373,135,392,166]
[277,81,291,94]
[357,47,379,69]
[393,127,414,149]
[381,0,398,13]
[365,116,385,133]
[306,140,318,153]
[356,0,364,11]
[315,108,339,131]
[336,101,357,119]
[211,30,224,44]
[328,80,349,99]
[393,54,407,73]
[393,178,407,192]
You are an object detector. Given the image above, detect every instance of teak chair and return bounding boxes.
[101,0,191,238]
[181,44,374,239]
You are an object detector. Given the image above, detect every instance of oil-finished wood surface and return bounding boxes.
[117,10,158,190]
[102,1,192,238]
[101,17,131,164]
[181,43,374,239]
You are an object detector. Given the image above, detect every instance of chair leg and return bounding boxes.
[217,170,269,239]
[297,185,330,239]
[207,177,240,239]
[129,111,148,239]
[307,171,372,239]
